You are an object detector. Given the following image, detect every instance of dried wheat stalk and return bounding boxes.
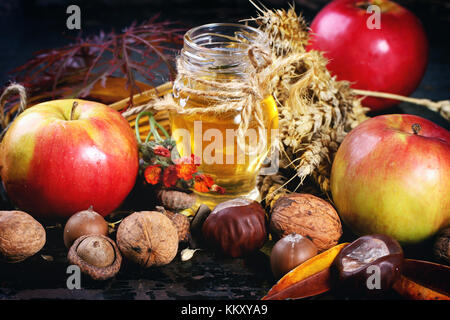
[250,4,369,203]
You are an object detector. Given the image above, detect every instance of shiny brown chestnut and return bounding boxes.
[270,233,318,279]
[202,198,267,258]
[332,234,403,296]
[63,206,109,248]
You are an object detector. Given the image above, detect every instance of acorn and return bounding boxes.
[68,234,122,280]
[63,206,109,248]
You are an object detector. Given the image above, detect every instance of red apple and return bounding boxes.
[0,99,138,219]
[330,114,450,243]
[308,0,428,111]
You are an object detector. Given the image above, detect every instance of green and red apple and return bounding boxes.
[0,99,138,219]
[331,114,450,243]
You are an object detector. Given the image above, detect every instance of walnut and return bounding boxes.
[433,227,450,265]
[116,211,178,267]
[0,211,46,263]
[270,193,342,252]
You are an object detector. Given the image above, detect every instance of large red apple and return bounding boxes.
[0,99,138,219]
[330,114,450,243]
[308,0,429,111]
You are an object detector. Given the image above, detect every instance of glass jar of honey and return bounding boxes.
[170,23,278,209]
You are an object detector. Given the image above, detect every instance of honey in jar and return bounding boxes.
[169,23,278,208]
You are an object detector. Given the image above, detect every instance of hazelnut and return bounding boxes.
[157,188,196,211]
[270,233,318,279]
[157,207,190,243]
[116,211,178,267]
[202,198,267,258]
[270,193,342,252]
[68,234,122,280]
[0,211,46,263]
[63,206,109,248]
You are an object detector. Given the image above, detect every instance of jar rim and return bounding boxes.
[183,22,266,56]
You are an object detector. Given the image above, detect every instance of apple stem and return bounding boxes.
[70,101,78,121]
[352,89,450,121]
[412,123,421,135]
[356,1,371,10]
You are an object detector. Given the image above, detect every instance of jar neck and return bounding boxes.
[178,23,268,79]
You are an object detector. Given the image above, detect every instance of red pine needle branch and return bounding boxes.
[8,15,184,111]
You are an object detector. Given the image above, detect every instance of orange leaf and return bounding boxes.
[392,259,450,300]
[263,242,348,299]
[263,268,332,300]
[393,276,449,300]
[89,77,152,104]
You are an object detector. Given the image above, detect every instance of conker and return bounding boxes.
[270,233,318,279]
[332,234,404,296]
[63,206,109,248]
[202,198,267,258]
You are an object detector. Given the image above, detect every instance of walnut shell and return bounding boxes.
[68,234,122,281]
[0,211,46,263]
[116,211,178,267]
[270,193,342,252]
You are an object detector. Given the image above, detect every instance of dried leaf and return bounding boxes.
[88,77,152,104]
[393,276,449,300]
[263,242,348,299]
[392,259,450,300]
[262,268,331,300]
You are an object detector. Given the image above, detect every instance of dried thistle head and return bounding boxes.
[247,1,309,57]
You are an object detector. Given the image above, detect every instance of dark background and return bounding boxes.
[0,0,449,128]
[0,0,448,300]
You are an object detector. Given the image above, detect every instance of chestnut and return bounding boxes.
[202,198,267,258]
[270,233,318,279]
[332,234,404,296]
[63,206,109,248]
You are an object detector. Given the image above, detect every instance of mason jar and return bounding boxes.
[169,23,278,209]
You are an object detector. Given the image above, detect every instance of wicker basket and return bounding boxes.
[108,81,173,142]
[1,79,174,142]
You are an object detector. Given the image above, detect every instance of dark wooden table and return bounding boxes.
[0,0,448,301]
